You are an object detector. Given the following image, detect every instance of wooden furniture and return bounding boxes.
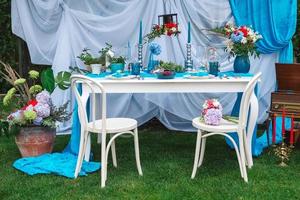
[191,73,261,182]
[268,63,300,145]
[80,75,260,171]
[71,75,143,188]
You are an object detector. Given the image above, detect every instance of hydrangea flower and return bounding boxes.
[28,70,39,79]
[7,110,23,122]
[149,43,162,55]
[203,108,222,126]
[29,85,43,94]
[24,110,37,121]
[34,103,50,118]
[230,31,243,43]
[3,88,16,106]
[14,78,26,86]
[33,116,43,126]
[36,90,51,105]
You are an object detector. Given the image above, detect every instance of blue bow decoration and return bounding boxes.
[147,43,161,72]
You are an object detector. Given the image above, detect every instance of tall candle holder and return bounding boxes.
[138,44,143,68]
[185,43,193,70]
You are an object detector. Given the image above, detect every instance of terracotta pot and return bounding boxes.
[15,126,56,157]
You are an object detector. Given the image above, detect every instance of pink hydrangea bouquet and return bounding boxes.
[201,99,223,126]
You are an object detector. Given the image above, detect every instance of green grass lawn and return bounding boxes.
[0,123,300,200]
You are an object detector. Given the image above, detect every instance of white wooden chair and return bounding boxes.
[191,73,261,182]
[71,75,143,188]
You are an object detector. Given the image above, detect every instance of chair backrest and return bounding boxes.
[71,74,107,132]
[238,73,262,129]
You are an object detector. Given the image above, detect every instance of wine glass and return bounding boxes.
[195,45,208,72]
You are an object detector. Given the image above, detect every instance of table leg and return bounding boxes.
[245,92,259,168]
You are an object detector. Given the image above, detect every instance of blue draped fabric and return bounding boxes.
[229,0,297,63]
[227,0,297,155]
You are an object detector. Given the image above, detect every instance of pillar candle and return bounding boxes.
[188,21,191,43]
[290,114,294,145]
[139,20,143,45]
[272,114,276,144]
[282,109,285,136]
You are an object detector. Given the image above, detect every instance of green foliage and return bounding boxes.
[1,127,300,198]
[55,71,71,90]
[110,56,126,64]
[0,120,9,137]
[41,68,55,93]
[159,61,184,72]
[77,43,112,65]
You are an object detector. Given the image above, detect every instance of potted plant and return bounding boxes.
[110,56,126,73]
[78,43,113,74]
[155,61,183,79]
[0,61,71,157]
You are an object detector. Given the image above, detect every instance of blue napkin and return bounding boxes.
[86,72,109,78]
[111,71,130,78]
[218,71,253,77]
[187,72,209,76]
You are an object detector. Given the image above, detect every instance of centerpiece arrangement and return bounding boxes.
[213,23,262,73]
[154,61,183,79]
[0,61,71,157]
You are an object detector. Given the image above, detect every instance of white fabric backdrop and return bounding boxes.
[11,0,278,132]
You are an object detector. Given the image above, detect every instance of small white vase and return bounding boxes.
[91,64,101,74]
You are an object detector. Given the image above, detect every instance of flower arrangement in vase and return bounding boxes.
[0,61,71,157]
[213,23,262,73]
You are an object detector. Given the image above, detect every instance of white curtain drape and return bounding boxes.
[11,0,277,132]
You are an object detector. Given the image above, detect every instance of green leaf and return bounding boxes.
[55,71,71,90]
[41,68,55,93]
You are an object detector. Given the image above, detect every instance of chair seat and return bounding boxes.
[88,118,137,133]
[192,117,238,133]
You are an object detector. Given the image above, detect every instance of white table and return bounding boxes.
[82,76,258,168]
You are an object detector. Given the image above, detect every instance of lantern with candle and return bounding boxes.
[145,13,181,42]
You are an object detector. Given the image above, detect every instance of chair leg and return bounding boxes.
[133,128,143,176]
[243,129,252,169]
[74,130,87,178]
[84,133,91,162]
[238,131,248,182]
[101,132,107,188]
[110,134,117,168]
[198,137,206,167]
[191,129,202,179]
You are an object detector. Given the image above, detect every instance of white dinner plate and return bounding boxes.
[106,75,136,80]
[183,74,212,79]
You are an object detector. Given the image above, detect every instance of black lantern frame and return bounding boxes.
[158,13,178,26]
